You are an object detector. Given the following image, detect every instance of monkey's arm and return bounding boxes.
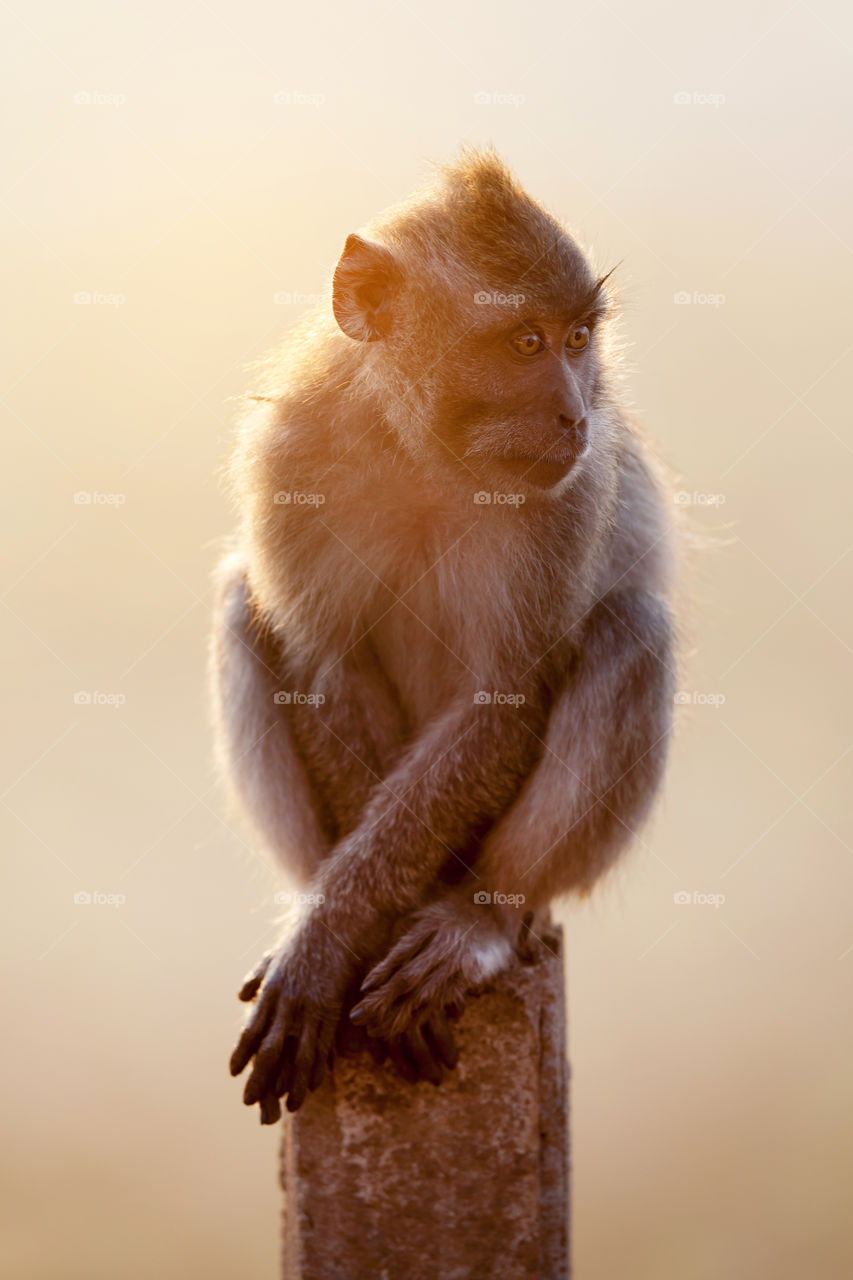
[215,553,458,1099]
[352,587,675,1038]
[213,547,417,859]
[230,667,550,1114]
[480,587,674,899]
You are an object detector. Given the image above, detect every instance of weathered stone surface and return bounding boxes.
[281,930,569,1279]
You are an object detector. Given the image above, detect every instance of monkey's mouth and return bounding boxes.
[496,451,579,489]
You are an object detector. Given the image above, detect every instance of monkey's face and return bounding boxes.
[332,230,611,495]
[431,308,608,493]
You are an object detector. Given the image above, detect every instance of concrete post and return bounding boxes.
[281,928,569,1279]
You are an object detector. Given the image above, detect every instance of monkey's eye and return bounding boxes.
[511,332,545,357]
[566,325,590,352]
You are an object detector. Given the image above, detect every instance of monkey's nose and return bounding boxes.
[557,415,588,455]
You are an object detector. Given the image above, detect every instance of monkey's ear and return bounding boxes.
[332,233,400,342]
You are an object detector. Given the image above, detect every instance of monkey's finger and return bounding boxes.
[244,1030,287,1106]
[424,1012,458,1070]
[259,1093,282,1125]
[358,928,439,994]
[357,962,401,996]
[273,1035,299,1099]
[351,988,422,1040]
[353,958,447,1034]
[230,981,279,1076]
[349,989,414,1031]
[285,1024,318,1113]
[348,999,371,1026]
[243,1001,299,1104]
[359,936,439,993]
[516,911,537,964]
[308,1018,336,1092]
[231,1017,271,1079]
[351,958,438,1028]
[403,1023,443,1086]
[238,951,273,1002]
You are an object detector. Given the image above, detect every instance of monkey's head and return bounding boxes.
[331,148,619,498]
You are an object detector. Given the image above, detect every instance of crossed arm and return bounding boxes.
[220,560,673,1120]
[229,672,548,1117]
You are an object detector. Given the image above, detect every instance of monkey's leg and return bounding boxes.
[283,636,410,843]
[352,588,675,1039]
[214,548,418,867]
[211,550,330,881]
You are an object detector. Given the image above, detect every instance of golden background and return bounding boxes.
[2,2,851,1276]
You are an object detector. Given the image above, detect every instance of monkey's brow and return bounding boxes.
[572,268,616,318]
[527,270,615,328]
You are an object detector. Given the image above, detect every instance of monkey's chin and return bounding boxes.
[494,454,577,490]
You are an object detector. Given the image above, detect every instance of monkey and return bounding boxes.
[211,147,676,1125]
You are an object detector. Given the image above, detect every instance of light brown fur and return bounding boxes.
[212,149,676,1122]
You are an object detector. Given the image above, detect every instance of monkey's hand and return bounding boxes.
[230,926,358,1123]
[350,893,524,1043]
[334,996,461,1088]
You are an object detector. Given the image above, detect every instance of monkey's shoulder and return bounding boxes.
[600,434,675,596]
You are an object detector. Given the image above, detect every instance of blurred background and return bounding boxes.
[2,2,851,1276]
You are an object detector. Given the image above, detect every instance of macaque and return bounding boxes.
[212,148,675,1124]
